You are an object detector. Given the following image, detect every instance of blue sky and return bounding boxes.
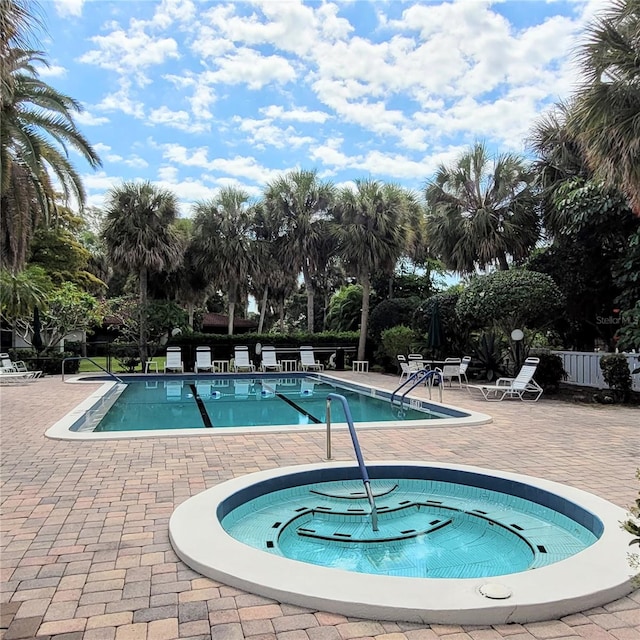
[38,0,607,216]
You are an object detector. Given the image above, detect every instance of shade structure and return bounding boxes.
[32,306,43,352]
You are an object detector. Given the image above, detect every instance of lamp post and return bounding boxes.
[511,329,524,374]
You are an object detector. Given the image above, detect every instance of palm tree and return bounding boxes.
[425,142,540,273]
[102,181,182,361]
[191,187,257,335]
[335,180,413,361]
[568,0,640,215]
[263,169,336,333]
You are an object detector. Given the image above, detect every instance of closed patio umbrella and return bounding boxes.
[428,300,444,357]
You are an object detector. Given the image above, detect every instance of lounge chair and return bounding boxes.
[459,356,472,384]
[467,357,543,402]
[231,346,255,372]
[0,352,42,377]
[440,358,463,388]
[194,346,214,373]
[259,346,282,372]
[299,346,324,371]
[0,369,39,383]
[397,355,411,382]
[164,347,184,373]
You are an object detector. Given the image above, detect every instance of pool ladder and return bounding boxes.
[325,393,378,532]
[390,368,443,412]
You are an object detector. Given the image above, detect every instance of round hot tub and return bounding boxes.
[169,462,633,624]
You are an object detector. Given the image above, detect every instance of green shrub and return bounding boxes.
[600,353,632,402]
[380,326,416,366]
[9,349,80,375]
[412,292,469,356]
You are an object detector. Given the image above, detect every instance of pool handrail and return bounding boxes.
[325,393,378,531]
[390,368,443,409]
[62,357,124,383]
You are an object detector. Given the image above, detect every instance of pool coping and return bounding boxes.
[45,373,492,440]
[168,461,634,625]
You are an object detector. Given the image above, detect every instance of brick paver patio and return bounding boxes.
[1,373,639,640]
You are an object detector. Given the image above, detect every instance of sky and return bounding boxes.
[37,0,609,217]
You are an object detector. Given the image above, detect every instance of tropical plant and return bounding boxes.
[335,180,414,360]
[567,0,640,216]
[425,142,540,273]
[102,181,183,361]
[1,48,101,271]
[191,187,257,335]
[263,169,336,333]
[325,285,363,332]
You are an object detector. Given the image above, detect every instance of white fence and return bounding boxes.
[552,351,640,392]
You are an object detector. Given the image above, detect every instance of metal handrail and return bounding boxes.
[390,368,443,410]
[325,393,378,531]
[62,357,124,383]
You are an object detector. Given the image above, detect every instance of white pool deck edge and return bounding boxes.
[45,373,492,440]
[168,461,634,625]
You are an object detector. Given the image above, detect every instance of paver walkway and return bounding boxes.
[1,373,639,640]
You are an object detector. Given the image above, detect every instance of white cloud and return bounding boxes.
[233,117,315,150]
[260,105,330,123]
[147,106,210,133]
[75,110,110,126]
[38,64,67,78]
[96,80,145,119]
[79,21,179,85]
[54,0,84,18]
[161,144,280,185]
[202,48,297,90]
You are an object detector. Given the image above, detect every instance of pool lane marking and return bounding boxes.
[258,381,322,424]
[189,384,214,428]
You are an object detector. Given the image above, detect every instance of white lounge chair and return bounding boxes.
[441,358,463,388]
[194,346,214,373]
[0,353,42,377]
[397,355,411,382]
[259,346,282,372]
[231,346,255,372]
[467,357,543,402]
[299,346,324,371]
[0,369,39,383]
[164,347,184,373]
[459,356,472,384]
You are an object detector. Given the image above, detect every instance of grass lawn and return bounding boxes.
[78,356,166,373]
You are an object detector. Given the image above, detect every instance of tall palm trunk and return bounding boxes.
[497,252,509,270]
[228,281,237,335]
[357,276,371,361]
[302,264,315,333]
[139,266,148,363]
[278,300,285,332]
[258,286,268,334]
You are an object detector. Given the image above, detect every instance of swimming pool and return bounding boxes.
[46,373,491,439]
[170,462,633,624]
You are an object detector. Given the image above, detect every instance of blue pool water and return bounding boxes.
[88,375,452,432]
[222,478,598,579]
